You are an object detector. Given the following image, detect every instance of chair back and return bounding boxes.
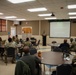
[37,40,40,46]
[52,41,57,44]
[61,46,70,53]
[53,47,62,52]
[56,64,72,75]
[6,47,15,57]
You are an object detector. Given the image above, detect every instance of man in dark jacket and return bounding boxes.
[15,46,41,75]
[59,39,70,53]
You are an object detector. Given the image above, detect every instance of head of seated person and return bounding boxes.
[16,35,18,38]
[29,47,37,55]
[70,38,73,43]
[63,39,67,43]
[12,36,15,41]
[8,37,12,43]
[23,46,30,54]
[0,37,2,42]
[26,37,30,42]
[20,38,23,43]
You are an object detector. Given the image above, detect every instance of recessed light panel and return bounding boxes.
[5,16,17,19]
[16,19,26,21]
[45,17,57,20]
[0,12,3,15]
[68,12,76,15]
[27,7,47,12]
[67,4,76,9]
[38,13,52,16]
[69,16,76,19]
[7,0,35,4]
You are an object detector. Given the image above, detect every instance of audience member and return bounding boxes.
[12,36,16,41]
[0,37,2,47]
[0,37,4,58]
[70,38,74,44]
[15,46,41,75]
[24,37,32,47]
[5,37,17,48]
[59,39,70,53]
[70,38,76,52]
[15,35,19,44]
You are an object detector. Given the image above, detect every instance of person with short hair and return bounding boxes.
[18,46,41,75]
[70,38,76,52]
[24,37,32,47]
[5,37,17,48]
[59,39,70,53]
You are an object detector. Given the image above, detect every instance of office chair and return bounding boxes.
[51,41,57,51]
[4,47,16,65]
[34,40,40,49]
[0,47,4,59]
[60,46,70,54]
[53,47,62,52]
[52,41,57,44]
[56,64,72,75]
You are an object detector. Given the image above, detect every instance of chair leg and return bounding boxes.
[49,68,51,72]
[5,55,7,65]
[11,57,15,63]
[1,52,4,60]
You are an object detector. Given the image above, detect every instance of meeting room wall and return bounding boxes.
[14,20,76,44]
[0,20,76,44]
[0,20,13,40]
[16,21,39,35]
[41,20,76,44]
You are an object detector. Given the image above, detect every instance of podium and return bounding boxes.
[42,35,46,46]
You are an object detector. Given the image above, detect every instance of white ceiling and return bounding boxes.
[0,0,76,21]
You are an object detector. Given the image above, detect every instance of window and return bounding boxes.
[0,19,6,32]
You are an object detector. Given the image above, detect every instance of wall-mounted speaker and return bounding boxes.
[19,21,22,25]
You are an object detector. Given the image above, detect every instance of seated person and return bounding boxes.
[15,35,19,44]
[17,46,41,75]
[71,55,76,75]
[59,39,70,53]
[5,37,17,48]
[0,37,2,47]
[70,39,76,52]
[24,37,32,47]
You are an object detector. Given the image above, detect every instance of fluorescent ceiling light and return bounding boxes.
[45,17,57,20]
[16,19,26,21]
[38,13,52,17]
[67,4,76,9]
[27,7,47,12]
[68,12,76,15]
[69,16,76,19]
[0,13,3,15]
[7,0,35,4]
[5,16,17,19]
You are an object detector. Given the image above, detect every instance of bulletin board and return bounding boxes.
[22,26,32,39]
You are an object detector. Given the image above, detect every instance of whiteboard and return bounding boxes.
[50,22,70,38]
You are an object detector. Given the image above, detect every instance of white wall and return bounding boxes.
[0,35,8,40]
